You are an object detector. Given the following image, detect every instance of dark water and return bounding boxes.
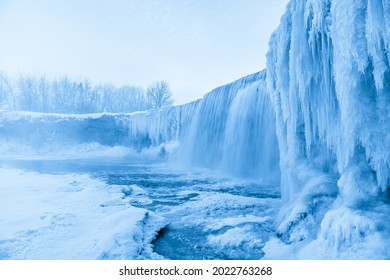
[1,158,281,260]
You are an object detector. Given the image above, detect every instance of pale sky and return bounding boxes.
[0,0,289,105]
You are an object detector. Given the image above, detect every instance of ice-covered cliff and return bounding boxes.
[265,0,390,258]
[0,111,138,159]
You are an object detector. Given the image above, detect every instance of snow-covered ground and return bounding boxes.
[0,168,166,260]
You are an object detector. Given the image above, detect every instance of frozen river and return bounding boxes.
[1,159,281,260]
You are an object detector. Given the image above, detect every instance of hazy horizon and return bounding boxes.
[0,0,289,105]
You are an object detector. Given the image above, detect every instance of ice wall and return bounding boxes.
[265,0,390,258]
[268,0,390,201]
[125,102,198,151]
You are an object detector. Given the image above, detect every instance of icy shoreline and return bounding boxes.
[0,168,166,259]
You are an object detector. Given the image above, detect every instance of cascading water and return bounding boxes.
[181,71,280,184]
[123,71,280,185]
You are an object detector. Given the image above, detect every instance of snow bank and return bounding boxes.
[0,111,131,146]
[0,110,176,160]
[0,111,131,156]
[0,168,166,259]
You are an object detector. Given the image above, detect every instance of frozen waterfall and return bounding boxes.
[125,71,280,185]
[267,0,390,201]
[264,0,390,258]
[1,0,389,260]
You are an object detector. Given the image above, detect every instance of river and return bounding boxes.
[1,158,281,260]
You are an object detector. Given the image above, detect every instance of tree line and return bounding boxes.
[0,71,173,113]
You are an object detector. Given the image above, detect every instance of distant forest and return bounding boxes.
[0,71,173,114]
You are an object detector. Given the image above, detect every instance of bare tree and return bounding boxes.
[116,86,147,112]
[0,72,10,108]
[0,71,157,113]
[51,77,73,113]
[97,84,147,113]
[17,75,40,111]
[146,81,173,109]
[75,80,100,113]
[37,77,50,112]
[0,72,17,110]
[98,83,116,112]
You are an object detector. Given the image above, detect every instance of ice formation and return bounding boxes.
[267,0,390,198]
[265,0,390,258]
